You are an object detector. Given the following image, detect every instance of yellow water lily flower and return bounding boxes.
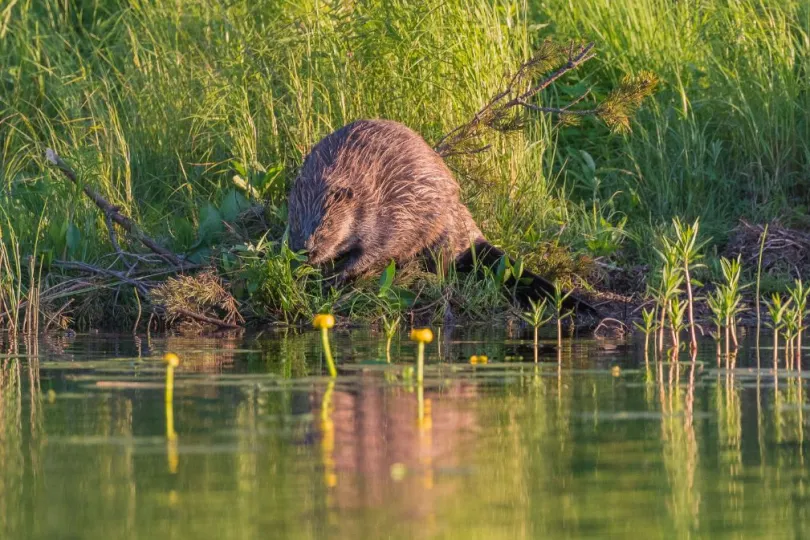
[163,352,181,367]
[313,314,336,330]
[409,328,433,343]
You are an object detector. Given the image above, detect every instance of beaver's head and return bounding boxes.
[289,183,357,265]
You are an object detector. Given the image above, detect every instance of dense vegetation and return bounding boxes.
[2,0,809,330]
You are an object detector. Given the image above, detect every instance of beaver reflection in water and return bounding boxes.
[287,119,596,316]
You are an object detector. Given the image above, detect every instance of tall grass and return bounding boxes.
[540,0,810,251]
[2,0,810,327]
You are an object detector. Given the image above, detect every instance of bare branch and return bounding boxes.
[437,145,492,158]
[52,260,152,297]
[434,41,598,157]
[45,149,186,268]
[514,99,598,116]
[433,40,652,159]
[506,42,595,107]
[172,307,242,330]
[104,212,137,272]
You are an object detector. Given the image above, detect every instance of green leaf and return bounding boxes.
[221,252,237,271]
[196,203,224,246]
[187,247,212,265]
[495,256,509,285]
[378,260,396,296]
[512,257,524,280]
[580,150,596,174]
[390,286,416,308]
[66,222,81,256]
[172,217,196,251]
[219,188,251,223]
[48,220,67,255]
[232,160,248,178]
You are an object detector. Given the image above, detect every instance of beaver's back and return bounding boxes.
[310,119,459,205]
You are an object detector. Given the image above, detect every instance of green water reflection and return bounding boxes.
[1,330,809,538]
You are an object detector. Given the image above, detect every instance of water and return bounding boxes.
[1,329,808,539]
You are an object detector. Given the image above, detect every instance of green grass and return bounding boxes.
[1,0,809,329]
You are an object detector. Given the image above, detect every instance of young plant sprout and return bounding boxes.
[519,297,552,363]
[787,279,809,370]
[410,328,434,384]
[666,296,688,355]
[765,294,792,372]
[653,257,683,354]
[633,306,657,359]
[552,280,574,348]
[707,289,726,362]
[382,315,401,363]
[672,217,707,353]
[783,305,799,370]
[718,255,746,352]
[313,314,337,377]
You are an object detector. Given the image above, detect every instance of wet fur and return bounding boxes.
[288,119,482,278]
[288,119,598,316]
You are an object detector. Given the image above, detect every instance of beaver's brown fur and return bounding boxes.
[288,119,597,316]
[288,119,483,278]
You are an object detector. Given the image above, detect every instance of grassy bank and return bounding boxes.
[1,0,809,330]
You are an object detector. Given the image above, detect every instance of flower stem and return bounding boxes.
[417,342,425,384]
[321,327,337,377]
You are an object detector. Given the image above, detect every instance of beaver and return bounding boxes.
[287,119,597,316]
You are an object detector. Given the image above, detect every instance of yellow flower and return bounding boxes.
[409,328,434,343]
[313,314,336,330]
[163,352,181,368]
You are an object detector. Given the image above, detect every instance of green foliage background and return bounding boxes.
[1,0,809,324]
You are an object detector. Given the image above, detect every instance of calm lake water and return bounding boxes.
[1,328,808,539]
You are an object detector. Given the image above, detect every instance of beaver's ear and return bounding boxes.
[331,187,354,203]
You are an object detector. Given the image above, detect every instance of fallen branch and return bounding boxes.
[52,260,153,297]
[45,149,186,268]
[43,299,74,333]
[173,307,242,330]
[104,212,136,272]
